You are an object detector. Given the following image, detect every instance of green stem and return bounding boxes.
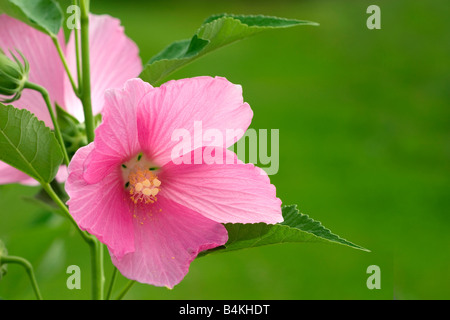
[79,0,95,143]
[72,0,82,89]
[24,81,70,166]
[71,0,105,300]
[41,183,91,243]
[105,267,118,300]
[41,182,104,299]
[78,0,104,300]
[1,255,43,300]
[89,239,104,300]
[115,280,136,300]
[51,36,79,97]
[50,178,68,202]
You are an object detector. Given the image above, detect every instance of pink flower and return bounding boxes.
[0,14,142,184]
[65,77,282,288]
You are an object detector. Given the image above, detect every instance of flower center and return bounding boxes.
[128,165,161,204]
[122,153,161,204]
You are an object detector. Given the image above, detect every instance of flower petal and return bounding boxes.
[66,143,135,259]
[0,161,36,185]
[0,14,66,127]
[160,147,283,224]
[0,15,67,185]
[137,76,253,166]
[0,162,68,186]
[111,196,228,288]
[64,14,142,121]
[83,78,153,184]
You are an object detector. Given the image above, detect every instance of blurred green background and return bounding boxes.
[1,0,449,299]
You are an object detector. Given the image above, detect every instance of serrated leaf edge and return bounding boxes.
[0,103,62,183]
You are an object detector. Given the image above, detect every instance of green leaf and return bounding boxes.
[55,103,80,127]
[0,0,63,36]
[140,14,319,85]
[0,103,63,184]
[199,205,369,257]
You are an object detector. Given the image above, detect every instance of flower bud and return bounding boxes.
[0,49,29,103]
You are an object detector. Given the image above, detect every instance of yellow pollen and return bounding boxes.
[151,188,159,196]
[142,179,151,187]
[126,164,161,204]
[142,188,152,196]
